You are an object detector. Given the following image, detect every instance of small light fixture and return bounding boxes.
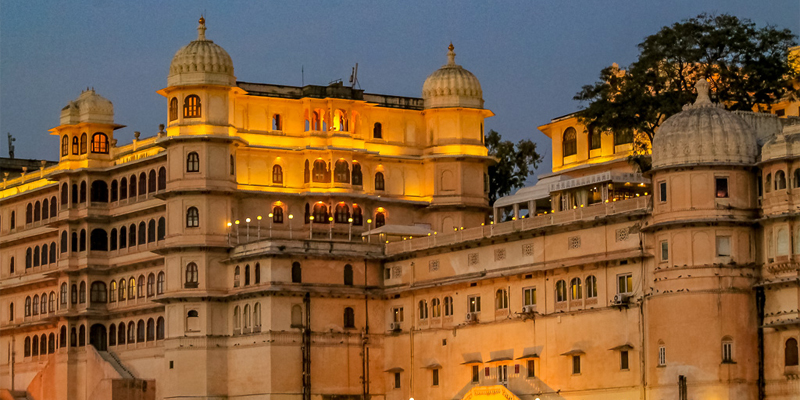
[235,220,240,225]
[268,213,273,218]
[310,216,315,221]
[246,218,251,223]
[227,222,232,227]
[288,214,294,219]
[257,215,262,220]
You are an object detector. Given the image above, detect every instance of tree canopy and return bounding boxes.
[575,13,797,161]
[485,130,542,206]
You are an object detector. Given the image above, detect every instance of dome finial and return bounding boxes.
[694,78,711,106]
[197,15,207,41]
[447,42,456,65]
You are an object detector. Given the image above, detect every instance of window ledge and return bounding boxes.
[721,360,737,365]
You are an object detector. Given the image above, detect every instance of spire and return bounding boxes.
[694,78,711,106]
[447,42,456,66]
[197,16,207,41]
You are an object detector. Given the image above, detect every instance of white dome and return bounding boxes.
[651,80,757,169]
[422,44,483,109]
[60,88,114,125]
[168,17,235,87]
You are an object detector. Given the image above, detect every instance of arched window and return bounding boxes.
[40,292,46,314]
[147,318,155,341]
[352,163,363,186]
[60,283,67,307]
[50,196,57,217]
[313,160,328,183]
[234,266,241,287]
[110,180,118,202]
[80,133,88,154]
[291,304,303,327]
[418,300,428,320]
[272,114,282,130]
[127,322,135,343]
[49,292,55,313]
[570,278,582,300]
[157,272,165,294]
[185,263,199,288]
[334,160,350,183]
[183,95,201,118]
[120,177,127,200]
[786,338,799,366]
[128,175,137,198]
[272,205,284,223]
[253,303,261,327]
[373,122,382,139]
[344,264,354,286]
[312,111,321,131]
[148,219,156,243]
[109,324,117,346]
[41,244,48,265]
[148,170,156,193]
[71,327,77,347]
[137,320,145,342]
[157,317,165,340]
[119,278,126,301]
[344,307,355,328]
[254,263,261,284]
[79,281,86,303]
[138,172,146,195]
[495,289,509,310]
[444,296,454,316]
[304,160,310,183]
[129,224,136,247]
[110,280,117,303]
[586,275,597,298]
[186,207,199,227]
[79,181,87,204]
[33,247,39,267]
[352,205,363,226]
[60,326,67,348]
[244,265,251,286]
[43,199,50,220]
[128,278,136,300]
[31,337,37,356]
[158,167,167,191]
[71,282,78,304]
[187,152,200,172]
[80,229,87,251]
[722,336,734,363]
[91,133,109,154]
[766,173,772,193]
[26,203,33,225]
[32,295,39,315]
[562,127,577,158]
[90,281,107,303]
[233,306,241,330]
[273,165,283,184]
[90,229,108,251]
[292,262,302,283]
[244,305,251,328]
[147,273,155,297]
[26,248,32,269]
[110,228,118,251]
[776,170,787,190]
[313,203,328,223]
[375,172,385,191]
[25,297,31,317]
[61,183,69,207]
[588,127,601,150]
[169,97,178,121]
[137,221,146,245]
[431,298,441,318]
[90,180,108,203]
[119,226,127,249]
[137,275,145,298]
[794,169,800,189]
[34,201,41,222]
[375,212,386,228]
[335,203,350,223]
[72,136,79,155]
[555,280,567,302]
[61,135,69,156]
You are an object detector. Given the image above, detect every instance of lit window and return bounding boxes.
[715,177,729,198]
[91,133,109,154]
[468,295,481,313]
[183,95,201,118]
[562,127,577,158]
[523,287,536,306]
[392,307,404,322]
[570,278,582,300]
[169,97,178,121]
[618,274,633,294]
[555,280,567,302]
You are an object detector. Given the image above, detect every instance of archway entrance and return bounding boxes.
[90,324,107,351]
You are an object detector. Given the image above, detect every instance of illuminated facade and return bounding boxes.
[2,18,800,400]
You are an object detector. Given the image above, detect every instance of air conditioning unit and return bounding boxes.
[522,305,537,314]
[390,322,401,331]
[465,312,479,323]
[612,293,631,305]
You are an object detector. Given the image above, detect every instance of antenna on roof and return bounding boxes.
[7,133,16,159]
[349,63,360,90]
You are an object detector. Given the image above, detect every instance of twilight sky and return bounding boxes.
[1,1,798,182]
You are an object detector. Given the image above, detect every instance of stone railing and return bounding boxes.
[385,196,650,256]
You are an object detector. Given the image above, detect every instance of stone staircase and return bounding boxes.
[98,351,135,379]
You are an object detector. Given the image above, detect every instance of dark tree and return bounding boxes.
[575,13,797,169]
[485,130,542,206]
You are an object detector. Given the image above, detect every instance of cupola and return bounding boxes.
[167,17,235,87]
[422,43,483,109]
[60,88,114,125]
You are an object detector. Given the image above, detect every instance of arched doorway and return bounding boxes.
[90,324,107,351]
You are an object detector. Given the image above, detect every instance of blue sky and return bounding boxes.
[1,1,798,182]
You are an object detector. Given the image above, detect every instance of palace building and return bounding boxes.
[1,17,800,400]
